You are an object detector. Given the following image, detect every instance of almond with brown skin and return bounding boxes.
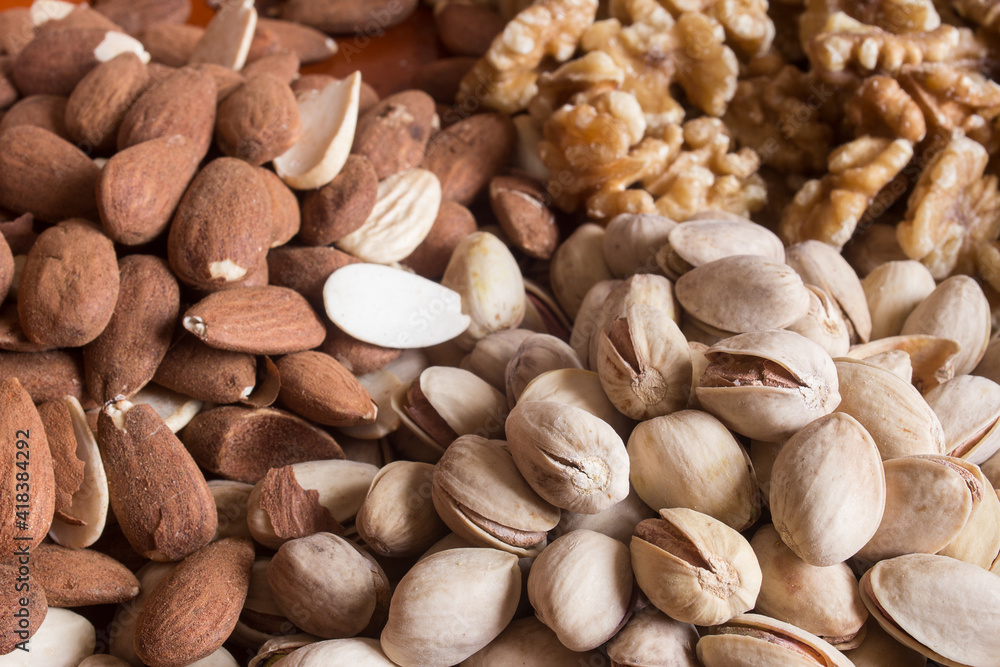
[0,8,33,56]
[0,377,55,558]
[216,74,301,166]
[353,90,436,179]
[276,351,377,427]
[93,0,191,36]
[0,560,46,653]
[82,255,180,404]
[181,405,345,483]
[183,286,326,355]
[0,230,12,305]
[117,66,216,158]
[242,50,300,84]
[153,335,258,404]
[256,18,337,64]
[402,199,477,279]
[421,112,515,205]
[267,246,359,308]
[167,158,272,291]
[36,5,122,33]
[140,23,203,67]
[0,94,69,138]
[134,537,254,667]
[97,134,202,246]
[19,219,119,348]
[281,0,418,34]
[321,322,402,376]
[65,51,150,154]
[32,543,139,606]
[255,466,345,543]
[0,211,36,255]
[0,126,101,221]
[414,57,477,105]
[191,62,244,101]
[259,167,301,248]
[299,153,378,246]
[490,174,559,259]
[434,2,504,57]
[0,56,17,109]
[0,305,52,353]
[98,399,217,561]
[36,399,85,525]
[0,350,84,403]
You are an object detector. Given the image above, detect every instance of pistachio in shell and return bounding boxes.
[924,374,1000,464]
[553,485,657,545]
[606,607,700,667]
[504,333,583,407]
[861,260,936,341]
[463,616,604,667]
[933,456,1000,570]
[697,613,855,667]
[550,222,615,320]
[584,273,678,371]
[517,368,635,443]
[459,329,534,391]
[842,618,928,667]
[785,285,851,358]
[569,278,620,364]
[657,216,784,280]
[280,638,397,666]
[356,461,449,558]
[845,334,958,394]
[785,240,872,343]
[603,212,676,278]
[901,275,990,376]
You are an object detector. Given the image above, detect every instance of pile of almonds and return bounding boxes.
[1,0,1000,666]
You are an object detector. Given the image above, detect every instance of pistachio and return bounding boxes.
[845,335,958,394]
[504,333,583,407]
[861,260,936,340]
[933,456,1000,570]
[553,485,657,545]
[459,329,533,390]
[463,616,604,666]
[697,613,855,667]
[356,461,449,558]
[924,374,1000,464]
[550,222,614,320]
[584,273,678,370]
[657,216,784,280]
[517,368,635,443]
[901,275,991,376]
[785,240,872,343]
[785,285,851,358]
[603,212,676,278]
[569,279,620,364]
[843,619,927,667]
[605,607,700,667]
[280,638,398,666]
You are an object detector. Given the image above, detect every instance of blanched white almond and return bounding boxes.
[29,0,73,26]
[187,0,257,71]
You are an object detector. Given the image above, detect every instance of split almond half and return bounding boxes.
[274,71,361,190]
[188,0,257,71]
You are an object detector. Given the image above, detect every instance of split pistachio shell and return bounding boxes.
[569,279,620,364]
[697,613,855,667]
[586,273,679,370]
[517,368,635,442]
[984,450,1000,489]
[862,260,936,340]
[843,619,928,667]
[603,213,676,278]
[751,524,867,650]
[924,375,1000,464]
[356,461,449,558]
[441,231,526,350]
[462,616,604,666]
[785,286,850,358]
[834,358,945,459]
[696,329,841,442]
[785,240,872,343]
[858,350,913,383]
[901,275,991,376]
[934,457,1000,570]
[527,529,634,651]
[597,303,692,420]
[431,435,560,557]
[504,333,583,407]
[506,400,630,514]
[770,412,885,566]
[605,607,700,667]
[460,329,534,390]
[550,223,615,320]
[380,547,521,667]
[627,410,759,531]
[860,553,1000,667]
[846,335,958,394]
[553,486,656,545]
[48,396,108,549]
[657,217,784,280]
[630,507,762,626]
[675,255,810,336]
[281,638,397,666]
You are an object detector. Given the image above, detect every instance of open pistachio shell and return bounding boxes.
[934,456,1000,570]
[860,553,1000,667]
[843,618,927,667]
[460,329,534,391]
[517,368,635,443]
[586,273,678,370]
[505,333,582,407]
[924,375,1000,464]
[786,240,872,343]
[697,613,855,667]
[356,461,449,558]
[901,275,990,376]
[785,286,850,358]
[658,216,784,281]
[846,335,959,394]
[606,607,700,667]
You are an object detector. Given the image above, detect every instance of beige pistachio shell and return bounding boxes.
[522,279,573,340]
[785,286,850,358]
[527,529,634,652]
[862,260,936,341]
[462,616,603,666]
[984,450,1000,489]
[248,634,320,667]
[934,456,1000,570]
[506,400,630,514]
[505,333,583,407]
[860,553,1000,667]
[586,273,678,370]
[697,613,856,667]
[627,410,759,531]
[846,335,959,394]
[550,223,615,320]
[630,507,762,627]
[553,485,656,545]
[835,357,945,459]
[460,329,534,390]
[786,240,872,343]
[924,374,1000,464]
[597,303,692,420]
[281,638,397,666]
[751,524,867,650]
[676,255,810,336]
[856,349,913,383]
[606,607,700,667]
[431,435,560,557]
[901,275,990,376]
[569,278,622,365]
[380,547,521,667]
[517,368,635,443]
[356,461,449,558]
[843,618,928,667]
[658,217,784,280]
[770,412,885,566]
[973,334,1000,385]
[604,212,676,278]
[696,329,841,442]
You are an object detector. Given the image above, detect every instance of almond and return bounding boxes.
[216,73,300,166]
[0,377,55,558]
[82,255,180,404]
[281,0,418,34]
[183,285,326,355]
[0,125,101,221]
[0,560,46,653]
[191,61,244,101]
[134,537,254,667]
[434,1,504,58]
[421,112,515,205]
[276,350,377,427]
[259,166,301,248]
[255,465,345,544]
[140,23,203,67]
[36,399,84,524]
[489,174,559,259]
[18,219,119,348]
[0,8,33,56]
[414,57,477,105]
[402,199,478,279]
[189,0,257,71]
[35,4,122,33]
[321,321,402,376]
[167,157,272,291]
[65,51,150,154]
[97,134,201,245]
[256,17,337,65]
[0,56,18,109]
[0,211,37,255]
[353,89,436,179]
[300,153,378,246]
[0,229,11,304]
[117,65,217,158]
[0,94,69,139]
[92,0,191,37]
[153,334,258,404]
[242,50,300,84]
[97,399,217,561]
[267,246,359,309]
[32,543,139,606]
[0,350,84,403]
[180,405,345,484]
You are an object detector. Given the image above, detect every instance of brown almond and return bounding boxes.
[434,2,504,58]
[19,219,119,348]
[299,153,379,246]
[0,377,55,557]
[281,0,419,34]
[140,23,203,67]
[321,321,402,375]
[0,229,11,305]
[402,199,478,279]
[37,400,85,524]
[0,55,17,109]
[259,167,301,248]
[98,400,217,561]
[12,27,142,96]
[257,466,345,540]
[353,90,436,179]
[153,335,258,404]
[183,286,326,355]
[421,112,515,205]
[37,5,122,33]
[97,134,201,245]
[82,255,180,404]
[0,211,36,255]
[0,350,85,403]
[276,351,377,427]
[241,50,300,84]
[0,8,33,56]
[256,18,336,65]
[266,245,359,308]
[190,62,244,101]
[413,57,477,105]
[32,543,139,606]
[181,405,345,484]
[0,125,100,221]
[0,94,69,139]
[245,27,280,65]
[0,560,46,653]
[134,537,254,667]
[117,66,217,158]
[93,0,191,36]
[216,74,301,166]
[65,51,150,154]
[0,304,52,353]
[167,157,272,291]
[489,174,559,259]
